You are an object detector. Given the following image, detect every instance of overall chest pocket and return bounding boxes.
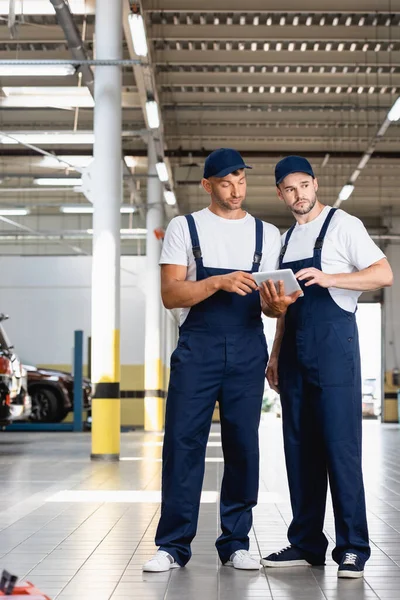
[315,320,356,388]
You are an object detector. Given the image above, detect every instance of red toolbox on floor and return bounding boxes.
[0,571,51,599]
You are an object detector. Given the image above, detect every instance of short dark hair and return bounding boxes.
[231,169,245,176]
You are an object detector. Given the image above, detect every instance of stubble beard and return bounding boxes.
[214,194,244,212]
[291,194,317,215]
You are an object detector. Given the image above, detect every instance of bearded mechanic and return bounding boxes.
[261,155,393,578]
[143,148,301,573]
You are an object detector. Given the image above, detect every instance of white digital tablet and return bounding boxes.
[253,269,303,296]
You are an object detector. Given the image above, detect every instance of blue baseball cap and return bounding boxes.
[203,148,252,179]
[275,155,315,185]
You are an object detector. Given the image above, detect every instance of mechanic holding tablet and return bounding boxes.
[143,148,301,573]
[261,156,393,579]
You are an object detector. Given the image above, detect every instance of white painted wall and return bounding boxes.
[0,256,147,366]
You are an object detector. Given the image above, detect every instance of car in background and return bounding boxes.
[24,365,92,423]
[0,314,31,426]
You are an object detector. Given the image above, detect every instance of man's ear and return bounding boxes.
[313,178,319,193]
[276,184,284,202]
[201,178,212,194]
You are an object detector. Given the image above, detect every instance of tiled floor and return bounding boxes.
[0,417,400,599]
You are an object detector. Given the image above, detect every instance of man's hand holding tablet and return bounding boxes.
[253,270,303,318]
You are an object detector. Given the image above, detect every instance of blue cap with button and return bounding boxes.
[275,155,315,185]
[203,148,252,179]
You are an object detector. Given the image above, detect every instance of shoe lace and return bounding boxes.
[276,546,292,556]
[343,553,358,566]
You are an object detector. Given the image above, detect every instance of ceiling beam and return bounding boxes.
[157,72,400,87]
[153,49,400,66]
[149,24,400,42]
[143,0,398,12]
[160,90,396,107]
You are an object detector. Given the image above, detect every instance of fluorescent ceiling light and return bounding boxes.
[61,205,93,214]
[1,87,94,108]
[0,0,93,14]
[34,178,82,186]
[87,228,146,235]
[145,100,160,129]
[0,64,75,77]
[124,156,138,168]
[388,97,400,122]
[156,162,169,182]
[39,155,93,169]
[61,205,136,214]
[128,13,148,57]
[0,132,94,145]
[0,208,30,216]
[339,184,354,201]
[164,190,176,206]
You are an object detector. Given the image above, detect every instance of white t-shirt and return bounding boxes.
[160,207,281,325]
[281,205,385,313]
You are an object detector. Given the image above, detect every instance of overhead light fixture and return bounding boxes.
[336,86,342,94]
[303,86,309,93]
[259,86,264,93]
[253,16,259,26]
[128,13,148,57]
[375,43,381,52]
[345,16,352,26]
[281,86,287,94]
[39,155,93,169]
[240,15,246,25]
[293,16,299,26]
[357,154,371,169]
[0,0,93,14]
[276,42,282,51]
[339,184,354,201]
[263,42,269,51]
[326,43,332,51]
[251,42,257,51]
[60,204,136,214]
[288,43,295,51]
[164,190,176,206]
[266,17,272,26]
[0,64,75,77]
[300,43,307,51]
[357,86,363,94]
[388,97,400,122]
[313,43,319,51]
[270,86,276,93]
[319,16,325,25]
[145,100,160,129]
[362,43,369,51]
[155,162,169,182]
[332,17,339,26]
[279,16,285,26]
[34,178,82,186]
[350,43,357,51]
[0,132,94,145]
[87,228,146,236]
[292,86,298,94]
[306,16,312,26]
[0,208,30,216]
[338,43,344,52]
[1,86,94,108]
[248,86,254,93]
[358,16,365,26]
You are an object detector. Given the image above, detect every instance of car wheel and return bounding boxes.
[29,387,65,423]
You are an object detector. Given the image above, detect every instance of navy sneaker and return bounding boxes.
[338,552,365,578]
[260,545,325,568]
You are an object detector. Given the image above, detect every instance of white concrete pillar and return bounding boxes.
[144,137,164,431]
[90,0,123,459]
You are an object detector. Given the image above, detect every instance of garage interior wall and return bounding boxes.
[0,255,175,426]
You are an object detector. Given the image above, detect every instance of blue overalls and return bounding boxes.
[156,214,269,566]
[278,207,370,564]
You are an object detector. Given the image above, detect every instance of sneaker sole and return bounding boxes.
[260,559,312,568]
[225,560,260,570]
[338,570,364,579]
[143,563,181,572]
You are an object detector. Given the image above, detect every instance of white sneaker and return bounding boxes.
[143,550,181,572]
[225,549,260,570]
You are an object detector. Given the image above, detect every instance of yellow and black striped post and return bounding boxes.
[90,0,122,460]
